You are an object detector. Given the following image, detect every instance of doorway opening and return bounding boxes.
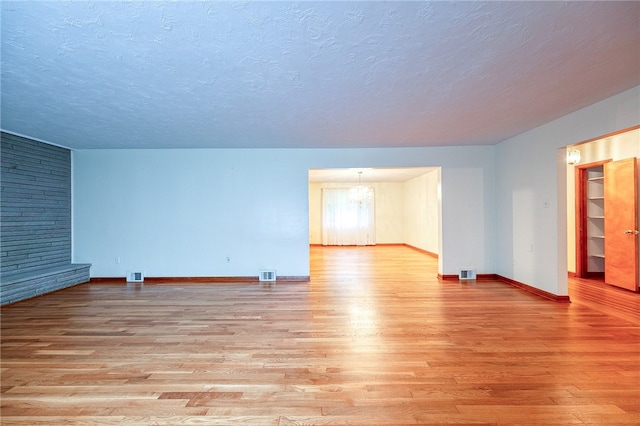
[566,126,640,305]
[574,160,609,279]
[308,167,441,275]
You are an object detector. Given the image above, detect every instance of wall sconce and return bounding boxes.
[567,149,581,165]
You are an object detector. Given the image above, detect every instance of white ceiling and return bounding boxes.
[1,1,639,150]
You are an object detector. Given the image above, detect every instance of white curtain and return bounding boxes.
[322,188,375,246]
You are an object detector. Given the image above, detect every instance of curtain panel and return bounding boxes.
[321,188,375,246]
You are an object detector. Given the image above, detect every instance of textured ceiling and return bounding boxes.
[1,1,639,150]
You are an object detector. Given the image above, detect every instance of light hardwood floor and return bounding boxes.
[567,274,640,325]
[1,245,639,425]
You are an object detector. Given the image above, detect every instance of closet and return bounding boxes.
[575,158,638,291]
[584,164,605,275]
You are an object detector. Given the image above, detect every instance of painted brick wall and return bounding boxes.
[1,132,71,274]
[1,132,89,304]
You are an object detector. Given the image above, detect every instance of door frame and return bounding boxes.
[574,159,610,278]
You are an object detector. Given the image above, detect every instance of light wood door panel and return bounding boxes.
[604,158,638,291]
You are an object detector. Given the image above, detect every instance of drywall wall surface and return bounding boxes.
[439,167,493,275]
[74,145,495,278]
[404,169,440,254]
[73,149,310,278]
[495,86,639,296]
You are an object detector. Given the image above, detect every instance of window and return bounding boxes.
[322,188,375,246]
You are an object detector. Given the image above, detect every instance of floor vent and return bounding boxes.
[127,270,144,283]
[459,268,476,280]
[259,270,277,282]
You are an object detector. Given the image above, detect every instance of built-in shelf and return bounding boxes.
[585,165,605,274]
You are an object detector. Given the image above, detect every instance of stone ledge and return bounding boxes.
[1,264,91,305]
[1,264,92,285]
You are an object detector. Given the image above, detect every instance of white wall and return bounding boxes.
[74,146,495,278]
[404,169,440,254]
[495,86,640,296]
[73,149,311,278]
[376,182,406,243]
[441,165,502,276]
[566,128,640,273]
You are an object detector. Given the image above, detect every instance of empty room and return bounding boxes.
[1,1,639,425]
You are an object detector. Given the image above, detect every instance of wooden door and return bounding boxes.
[604,158,638,291]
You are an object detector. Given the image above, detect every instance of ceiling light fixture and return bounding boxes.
[349,170,373,204]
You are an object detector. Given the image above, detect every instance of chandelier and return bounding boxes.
[349,170,373,204]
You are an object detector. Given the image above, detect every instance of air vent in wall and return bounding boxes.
[459,268,476,280]
[259,270,277,282]
[127,270,144,282]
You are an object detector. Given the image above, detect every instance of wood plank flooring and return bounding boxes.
[568,275,640,324]
[1,245,639,425]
